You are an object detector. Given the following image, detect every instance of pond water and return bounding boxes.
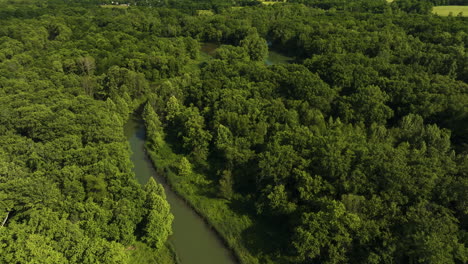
[200,42,219,57]
[124,117,237,264]
[265,50,294,65]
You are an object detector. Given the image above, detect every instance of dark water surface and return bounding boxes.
[200,42,219,57]
[124,117,237,264]
[265,50,294,65]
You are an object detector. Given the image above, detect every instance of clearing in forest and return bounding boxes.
[260,0,286,5]
[100,4,129,9]
[197,9,215,15]
[432,6,468,16]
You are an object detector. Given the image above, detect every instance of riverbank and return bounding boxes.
[126,115,237,264]
[127,241,178,264]
[124,116,178,264]
[141,42,294,264]
[143,133,261,264]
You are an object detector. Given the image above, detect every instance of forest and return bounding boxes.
[0,0,467,263]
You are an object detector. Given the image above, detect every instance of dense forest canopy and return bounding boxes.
[0,0,467,263]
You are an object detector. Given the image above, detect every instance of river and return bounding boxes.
[124,117,237,264]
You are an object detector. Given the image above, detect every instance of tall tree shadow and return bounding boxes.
[228,197,292,263]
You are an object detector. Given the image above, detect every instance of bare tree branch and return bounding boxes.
[1,212,9,228]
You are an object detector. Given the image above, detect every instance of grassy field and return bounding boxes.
[196,9,215,16]
[100,4,129,9]
[433,6,468,16]
[260,0,286,5]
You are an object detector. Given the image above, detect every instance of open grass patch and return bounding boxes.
[432,6,468,16]
[127,241,177,264]
[260,0,286,5]
[100,4,129,9]
[196,9,215,16]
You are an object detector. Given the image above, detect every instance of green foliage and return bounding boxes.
[143,103,165,150]
[338,85,394,125]
[142,179,173,250]
[392,0,433,14]
[180,107,213,161]
[215,45,251,63]
[178,157,193,177]
[240,30,268,61]
[218,169,234,199]
[1,1,468,264]
[145,177,166,199]
[293,200,361,263]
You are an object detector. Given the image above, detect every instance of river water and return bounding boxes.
[124,117,237,264]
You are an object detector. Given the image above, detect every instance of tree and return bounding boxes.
[392,0,433,14]
[143,103,165,150]
[179,107,212,161]
[341,85,394,125]
[293,200,361,263]
[178,157,192,178]
[218,170,234,200]
[240,30,268,61]
[262,184,297,215]
[215,45,250,63]
[77,56,95,76]
[145,177,166,199]
[165,95,182,123]
[399,202,466,264]
[142,179,173,250]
